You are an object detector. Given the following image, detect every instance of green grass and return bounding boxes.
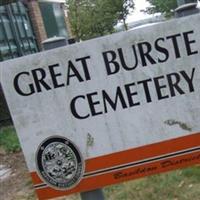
[0,126,21,153]
[104,166,200,200]
[64,166,200,200]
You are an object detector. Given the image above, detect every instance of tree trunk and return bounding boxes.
[122,17,128,30]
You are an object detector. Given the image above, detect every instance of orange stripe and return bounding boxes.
[85,132,200,172]
[31,172,43,185]
[30,132,200,199]
[35,151,200,200]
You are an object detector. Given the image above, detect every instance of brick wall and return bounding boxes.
[27,0,47,50]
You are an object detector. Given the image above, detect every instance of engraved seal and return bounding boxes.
[36,136,84,190]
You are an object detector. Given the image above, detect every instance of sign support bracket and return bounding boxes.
[80,189,105,200]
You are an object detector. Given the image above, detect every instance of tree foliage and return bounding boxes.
[117,0,135,30]
[66,0,135,40]
[145,0,177,17]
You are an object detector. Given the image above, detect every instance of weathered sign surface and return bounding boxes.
[1,14,200,200]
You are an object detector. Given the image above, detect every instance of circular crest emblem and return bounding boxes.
[36,136,84,190]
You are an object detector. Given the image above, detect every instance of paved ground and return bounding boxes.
[0,150,79,200]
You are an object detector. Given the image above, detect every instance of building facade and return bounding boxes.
[0,0,72,125]
[0,0,71,62]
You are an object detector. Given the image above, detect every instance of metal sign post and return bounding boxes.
[81,189,105,200]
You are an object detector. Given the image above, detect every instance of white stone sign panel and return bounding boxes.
[1,14,200,200]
